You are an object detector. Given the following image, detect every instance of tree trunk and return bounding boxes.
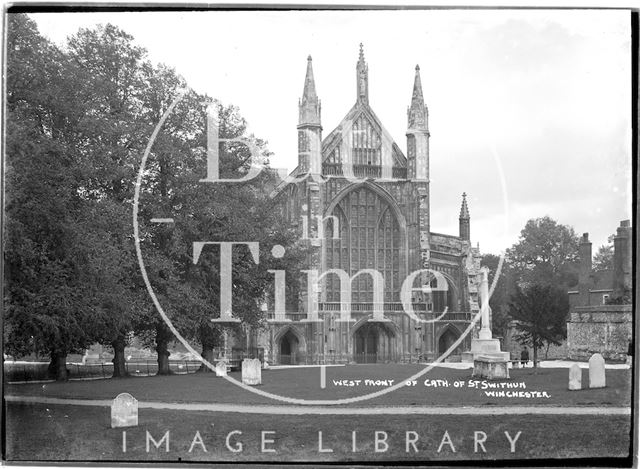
[198,345,215,372]
[156,324,171,375]
[529,332,537,370]
[47,350,68,381]
[197,324,219,372]
[111,337,128,378]
[545,342,550,360]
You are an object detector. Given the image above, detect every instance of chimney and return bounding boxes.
[579,233,592,278]
[578,233,592,306]
[613,220,632,298]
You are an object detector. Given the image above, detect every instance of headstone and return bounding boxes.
[568,363,582,390]
[589,353,606,388]
[111,393,138,428]
[215,359,228,377]
[242,358,261,385]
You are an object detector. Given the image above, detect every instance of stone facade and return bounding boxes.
[502,322,568,360]
[566,305,632,361]
[233,46,482,365]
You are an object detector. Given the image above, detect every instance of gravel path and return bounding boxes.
[5,394,631,415]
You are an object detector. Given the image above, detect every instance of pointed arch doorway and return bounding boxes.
[354,324,378,363]
[438,325,462,358]
[353,321,397,363]
[279,330,299,365]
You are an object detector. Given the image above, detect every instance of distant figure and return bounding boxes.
[520,347,530,367]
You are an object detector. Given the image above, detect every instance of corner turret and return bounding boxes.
[297,55,322,174]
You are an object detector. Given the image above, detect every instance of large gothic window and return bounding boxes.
[427,273,456,312]
[324,114,381,166]
[324,187,401,303]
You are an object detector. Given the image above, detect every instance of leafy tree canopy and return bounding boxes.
[507,216,580,290]
[593,235,615,272]
[4,14,304,378]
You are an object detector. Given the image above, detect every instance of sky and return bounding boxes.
[29,9,632,255]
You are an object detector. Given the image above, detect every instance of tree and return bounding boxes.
[64,24,153,377]
[4,14,97,380]
[508,283,569,368]
[507,216,580,290]
[134,89,305,372]
[75,200,148,377]
[606,287,632,305]
[5,16,305,379]
[593,235,614,272]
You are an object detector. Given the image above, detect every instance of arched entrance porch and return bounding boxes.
[437,324,462,358]
[352,317,398,363]
[274,326,306,365]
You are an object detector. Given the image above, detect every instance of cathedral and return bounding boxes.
[250,45,483,365]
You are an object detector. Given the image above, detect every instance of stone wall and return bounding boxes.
[503,300,632,363]
[567,305,632,361]
[502,324,568,360]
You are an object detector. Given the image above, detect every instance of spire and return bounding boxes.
[407,64,428,130]
[356,43,368,104]
[302,55,317,102]
[299,55,321,126]
[459,192,470,219]
[459,193,470,241]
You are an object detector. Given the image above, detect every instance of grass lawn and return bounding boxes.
[5,402,632,462]
[5,364,632,407]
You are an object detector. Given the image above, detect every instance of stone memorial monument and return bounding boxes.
[589,353,606,388]
[462,267,511,366]
[242,358,262,385]
[464,268,510,379]
[568,363,582,390]
[111,393,138,428]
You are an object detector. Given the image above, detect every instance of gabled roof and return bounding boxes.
[321,101,407,167]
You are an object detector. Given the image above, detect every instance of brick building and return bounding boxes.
[567,233,614,308]
[568,220,632,308]
[234,46,484,365]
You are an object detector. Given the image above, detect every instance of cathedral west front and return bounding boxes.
[233,45,484,365]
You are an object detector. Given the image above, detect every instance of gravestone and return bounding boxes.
[589,353,606,388]
[242,358,261,385]
[568,363,582,390]
[215,359,228,377]
[111,393,138,428]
